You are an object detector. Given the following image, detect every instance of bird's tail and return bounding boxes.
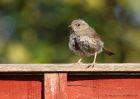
[103,48,115,56]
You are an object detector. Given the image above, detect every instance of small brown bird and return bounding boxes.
[68,19,114,67]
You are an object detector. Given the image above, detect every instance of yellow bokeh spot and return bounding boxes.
[85,0,106,10]
[7,43,30,63]
[63,0,82,5]
[63,0,105,11]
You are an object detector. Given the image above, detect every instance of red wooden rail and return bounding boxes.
[0,63,140,99]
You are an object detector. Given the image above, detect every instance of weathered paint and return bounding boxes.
[44,73,67,99]
[50,75,57,96]
[67,75,140,99]
[59,73,68,99]
[0,73,140,99]
[0,75,42,99]
[44,73,59,99]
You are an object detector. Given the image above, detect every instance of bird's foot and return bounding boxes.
[73,61,83,66]
[86,63,96,68]
[73,58,83,66]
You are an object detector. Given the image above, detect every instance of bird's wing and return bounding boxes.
[78,36,96,53]
[88,27,101,39]
[78,35,104,54]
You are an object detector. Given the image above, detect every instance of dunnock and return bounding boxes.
[68,19,114,67]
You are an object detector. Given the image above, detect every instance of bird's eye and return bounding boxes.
[77,24,80,26]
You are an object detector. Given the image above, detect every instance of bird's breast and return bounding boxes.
[69,34,103,56]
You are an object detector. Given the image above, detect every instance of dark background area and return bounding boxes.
[0,0,139,63]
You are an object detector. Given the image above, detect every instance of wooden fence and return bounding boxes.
[0,63,140,99]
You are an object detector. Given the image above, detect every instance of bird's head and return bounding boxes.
[69,19,89,32]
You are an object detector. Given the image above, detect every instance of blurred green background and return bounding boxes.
[0,0,140,63]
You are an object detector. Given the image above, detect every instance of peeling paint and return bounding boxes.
[50,77,57,96]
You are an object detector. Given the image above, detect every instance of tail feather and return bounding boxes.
[103,48,115,56]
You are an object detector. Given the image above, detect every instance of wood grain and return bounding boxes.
[44,73,59,99]
[0,63,139,72]
[67,75,140,99]
[44,73,67,99]
[0,75,42,99]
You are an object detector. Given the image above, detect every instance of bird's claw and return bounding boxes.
[73,61,83,66]
[86,63,95,68]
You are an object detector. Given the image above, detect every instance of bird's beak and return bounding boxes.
[68,25,71,28]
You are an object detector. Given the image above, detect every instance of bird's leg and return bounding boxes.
[77,58,82,64]
[87,52,97,68]
[92,52,97,67]
[73,58,83,66]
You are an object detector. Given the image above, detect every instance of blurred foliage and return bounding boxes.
[0,0,140,63]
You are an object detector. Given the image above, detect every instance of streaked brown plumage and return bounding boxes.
[68,19,114,67]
